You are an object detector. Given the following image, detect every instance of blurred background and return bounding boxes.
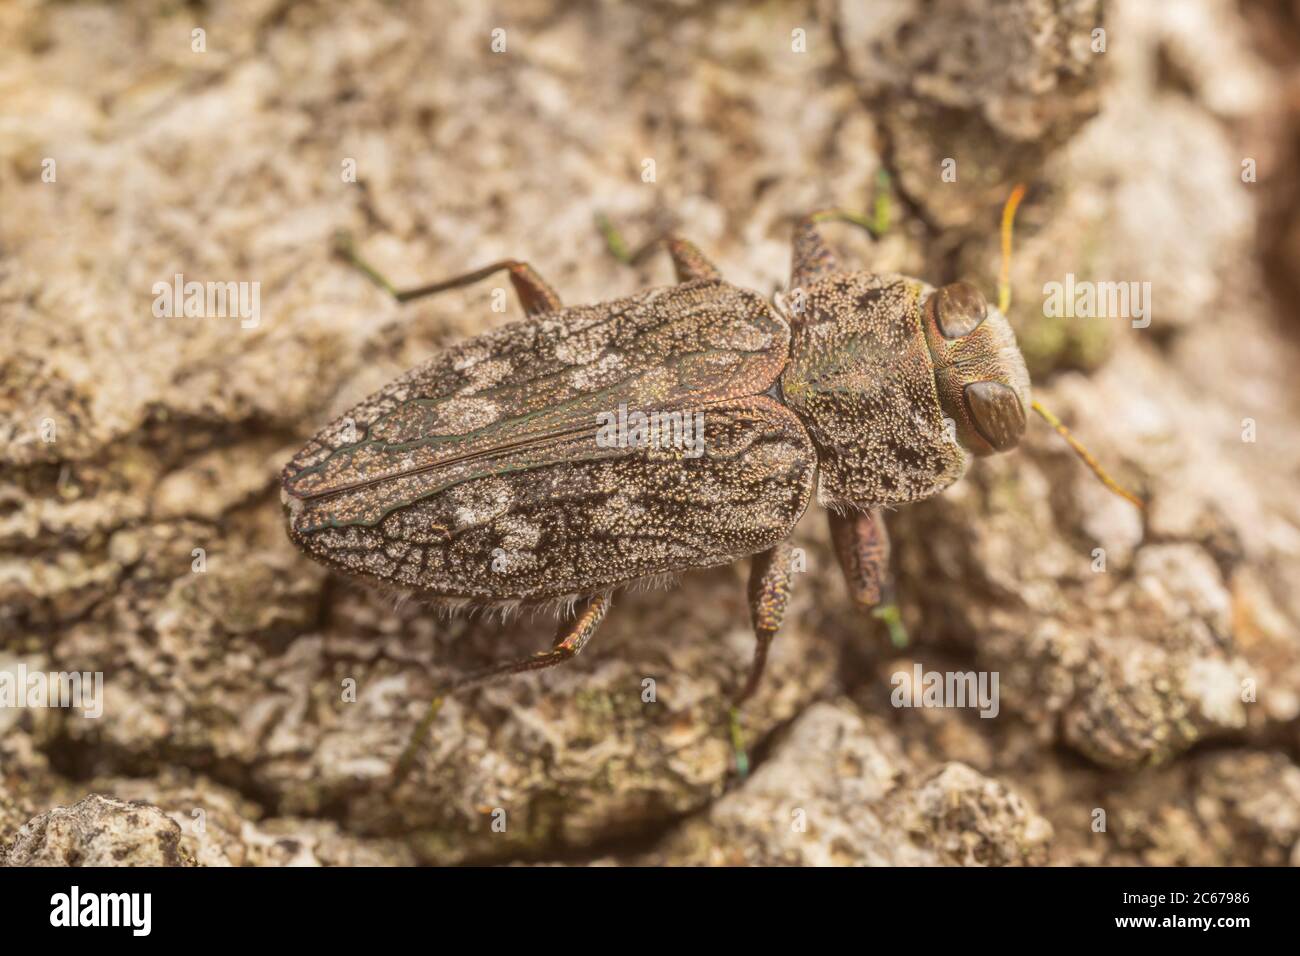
[2,0,1299,865]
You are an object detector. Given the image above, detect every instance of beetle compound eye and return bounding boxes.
[964,381,1025,452]
[934,282,988,339]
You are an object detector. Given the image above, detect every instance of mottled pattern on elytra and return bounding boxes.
[282,280,814,601]
[283,280,785,522]
[291,398,814,601]
[780,272,968,509]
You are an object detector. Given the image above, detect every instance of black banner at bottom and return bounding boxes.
[0,865,1279,942]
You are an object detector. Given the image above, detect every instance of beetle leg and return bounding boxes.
[656,236,722,283]
[392,260,562,315]
[790,214,840,292]
[790,208,880,291]
[595,215,721,282]
[828,508,889,608]
[733,539,795,707]
[828,508,908,648]
[729,540,795,776]
[452,592,612,689]
[390,594,612,786]
[334,232,562,315]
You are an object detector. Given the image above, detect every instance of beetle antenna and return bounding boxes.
[809,207,880,235]
[998,183,1027,314]
[1030,400,1145,509]
[995,185,1143,509]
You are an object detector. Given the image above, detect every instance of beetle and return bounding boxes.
[281,197,1140,779]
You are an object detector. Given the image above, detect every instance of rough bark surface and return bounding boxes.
[2,0,1297,865]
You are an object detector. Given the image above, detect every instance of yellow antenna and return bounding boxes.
[1030,401,1145,509]
[998,183,1026,314]
[997,184,1145,511]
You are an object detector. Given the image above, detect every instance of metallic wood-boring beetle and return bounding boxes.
[281,201,1138,775]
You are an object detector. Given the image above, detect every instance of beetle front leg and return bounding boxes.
[828,508,908,648]
[334,232,562,315]
[391,593,612,786]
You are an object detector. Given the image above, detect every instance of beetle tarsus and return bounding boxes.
[391,695,445,789]
[873,603,909,649]
[728,706,750,780]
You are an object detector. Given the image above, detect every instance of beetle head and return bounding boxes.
[919,281,1031,457]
